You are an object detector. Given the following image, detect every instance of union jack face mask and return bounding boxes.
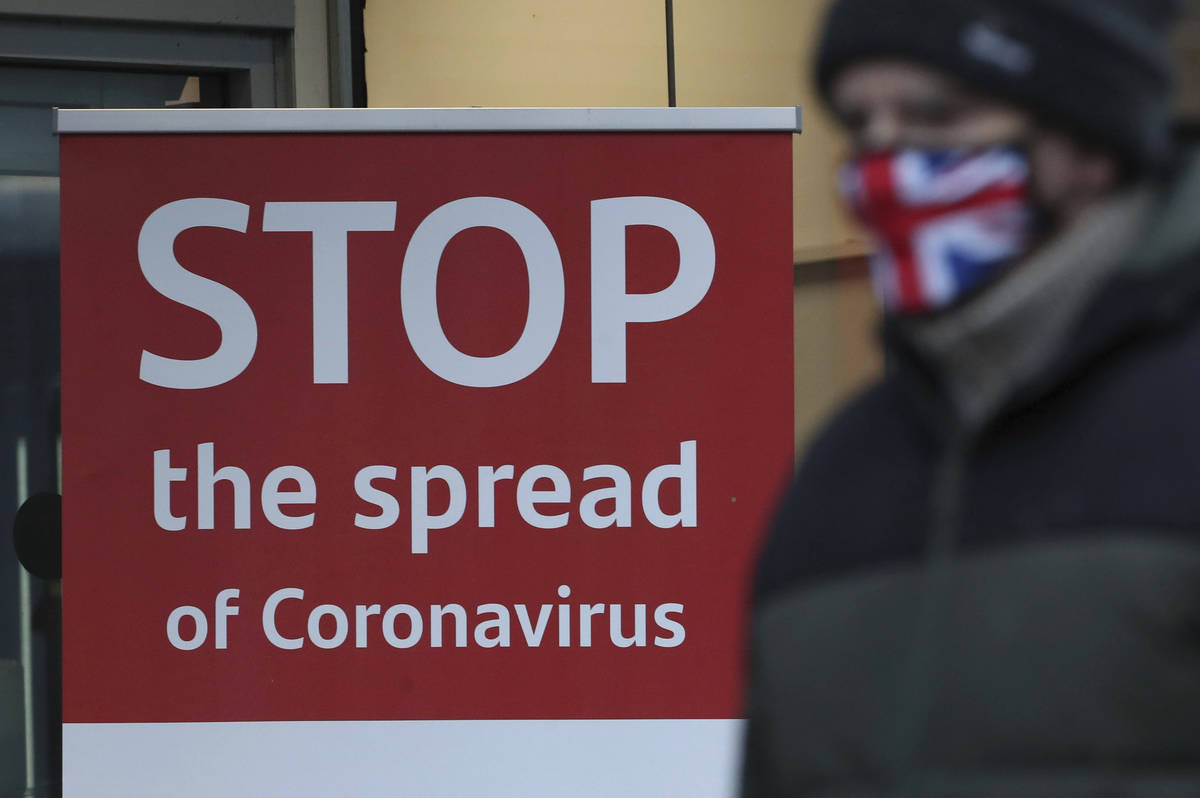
[840,147,1033,315]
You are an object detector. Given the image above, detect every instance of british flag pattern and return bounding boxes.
[841,147,1032,314]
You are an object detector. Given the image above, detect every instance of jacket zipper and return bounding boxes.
[887,424,974,798]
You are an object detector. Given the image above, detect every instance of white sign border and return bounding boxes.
[65,719,746,798]
[56,106,802,134]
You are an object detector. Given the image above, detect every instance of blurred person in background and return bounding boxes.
[742,0,1200,795]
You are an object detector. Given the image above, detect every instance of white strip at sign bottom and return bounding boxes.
[65,719,746,797]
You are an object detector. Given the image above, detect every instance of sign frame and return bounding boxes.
[57,106,799,798]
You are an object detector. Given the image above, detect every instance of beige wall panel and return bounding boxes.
[365,0,666,107]
[792,267,880,452]
[671,0,869,263]
[792,279,840,452]
[834,270,882,395]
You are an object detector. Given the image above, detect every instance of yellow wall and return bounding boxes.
[365,1,666,107]
[363,0,882,450]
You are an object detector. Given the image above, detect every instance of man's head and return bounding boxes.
[816,0,1181,174]
[815,0,1181,314]
[829,60,1122,225]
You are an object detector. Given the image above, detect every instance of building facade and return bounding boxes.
[4,0,1200,793]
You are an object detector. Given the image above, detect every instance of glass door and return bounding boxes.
[0,65,225,798]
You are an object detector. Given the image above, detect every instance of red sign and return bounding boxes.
[59,109,794,792]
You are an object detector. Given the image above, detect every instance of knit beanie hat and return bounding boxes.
[815,0,1181,170]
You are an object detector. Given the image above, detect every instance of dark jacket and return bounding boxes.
[741,149,1200,798]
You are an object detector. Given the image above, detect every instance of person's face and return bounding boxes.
[829,59,1119,224]
[829,60,1032,151]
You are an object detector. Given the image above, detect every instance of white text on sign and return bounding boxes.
[153,441,698,554]
[137,197,716,389]
[165,585,686,651]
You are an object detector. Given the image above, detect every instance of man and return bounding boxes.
[742,0,1200,795]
